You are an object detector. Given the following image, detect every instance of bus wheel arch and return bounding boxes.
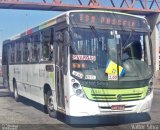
[43,84,57,118]
[13,78,20,101]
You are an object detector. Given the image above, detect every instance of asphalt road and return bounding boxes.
[0,84,160,130]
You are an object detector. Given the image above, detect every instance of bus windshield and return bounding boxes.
[70,27,153,82]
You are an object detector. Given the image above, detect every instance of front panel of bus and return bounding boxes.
[67,11,153,117]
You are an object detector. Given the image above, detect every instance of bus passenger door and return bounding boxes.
[55,31,65,111]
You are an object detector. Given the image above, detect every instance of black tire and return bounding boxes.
[43,105,48,114]
[45,90,57,118]
[13,81,20,102]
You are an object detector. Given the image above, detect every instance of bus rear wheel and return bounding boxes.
[45,90,57,118]
[13,82,20,101]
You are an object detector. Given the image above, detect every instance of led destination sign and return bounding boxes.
[70,12,148,29]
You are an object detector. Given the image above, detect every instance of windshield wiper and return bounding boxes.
[122,29,135,51]
[89,25,100,40]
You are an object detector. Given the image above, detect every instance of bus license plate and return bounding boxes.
[111,105,125,110]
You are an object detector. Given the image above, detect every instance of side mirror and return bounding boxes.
[64,30,71,46]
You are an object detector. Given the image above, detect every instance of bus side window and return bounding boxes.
[10,43,15,64]
[2,44,7,65]
[23,38,30,63]
[36,34,41,62]
[41,29,54,62]
[31,34,40,63]
[43,41,50,61]
[15,41,22,63]
[49,28,54,61]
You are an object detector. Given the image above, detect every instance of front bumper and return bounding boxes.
[68,91,153,117]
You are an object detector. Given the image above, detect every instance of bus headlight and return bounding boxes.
[147,80,153,95]
[72,81,86,98]
[73,83,80,89]
[75,89,82,96]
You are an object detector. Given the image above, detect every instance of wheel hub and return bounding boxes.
[48,96,54,111]
[14,88,18,98]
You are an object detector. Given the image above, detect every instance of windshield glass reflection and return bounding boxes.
[70,27,153,82]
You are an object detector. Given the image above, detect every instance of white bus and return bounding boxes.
[2,10,153,121]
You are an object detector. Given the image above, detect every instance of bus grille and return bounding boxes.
[82,86,148,102]
[91,93,143,102]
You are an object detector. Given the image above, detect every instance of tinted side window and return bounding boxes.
[15,41,22,63]
[23,38,30,63]
[2,44,7,65]
[42,30,50,61]
[31,33,41,63]
[10,43,15,64]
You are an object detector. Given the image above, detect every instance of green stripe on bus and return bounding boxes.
[49,72,55,87]
[82,86,148,102]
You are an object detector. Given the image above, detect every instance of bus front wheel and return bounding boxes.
[45,90,57,118]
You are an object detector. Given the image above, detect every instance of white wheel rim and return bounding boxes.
[48,96,54,111]
[14,88,18,98]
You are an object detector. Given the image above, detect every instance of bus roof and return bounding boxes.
[4,10,145,44]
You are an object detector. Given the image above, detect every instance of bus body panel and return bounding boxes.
[68,91,153,117]
[8,64,56,105]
